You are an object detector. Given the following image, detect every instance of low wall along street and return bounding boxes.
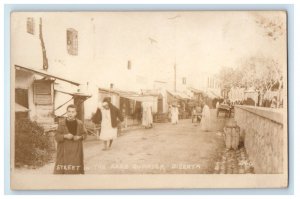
[234,105,284,174]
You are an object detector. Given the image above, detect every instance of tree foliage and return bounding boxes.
[253,13,284,41]
[218,67,244,89]
[218,56,283,92]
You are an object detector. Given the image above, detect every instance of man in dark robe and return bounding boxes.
[54,104,87,174]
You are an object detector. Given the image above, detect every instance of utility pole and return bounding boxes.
[168,14,180,93]
[174,64,177,92]
[39,18,48,70]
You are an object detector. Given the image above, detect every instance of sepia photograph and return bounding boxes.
[10,11,288,189]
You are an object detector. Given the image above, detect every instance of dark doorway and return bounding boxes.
[157,94,163,113]
[15,88,29,108]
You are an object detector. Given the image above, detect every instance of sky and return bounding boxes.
[11,11,287,90]
[85,11,287,86]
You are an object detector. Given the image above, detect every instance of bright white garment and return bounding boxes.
[200,105,211,131]
[142,106,153,127]
[147,106,153,125]
[171,107,179,124]
[100,108,117,141]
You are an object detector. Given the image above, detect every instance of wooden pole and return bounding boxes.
[39,18,49,70]
[174,64,177,92]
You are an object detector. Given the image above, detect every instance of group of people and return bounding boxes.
[54,97,123,174]
[169,102,211,132]
[53,98,211,174]
[120,103,154,129]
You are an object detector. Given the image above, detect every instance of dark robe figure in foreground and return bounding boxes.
[54,105,87,174]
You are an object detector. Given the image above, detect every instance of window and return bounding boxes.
[27,17,35,35]
[182,77,186,85]
[127,60,132,70]
[67,28,78,55]
[157,94,163,113]
[33,80,52,105]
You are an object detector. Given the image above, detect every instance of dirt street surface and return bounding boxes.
[84,119,224,174]
[15,111,236,174]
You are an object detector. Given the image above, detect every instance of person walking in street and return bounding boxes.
[216,101,220,109]
[142,104,153,129]
[200,102,211,131]
[271,96,277,108]
[168,105,172,122]
[147,105,153,128]
[192,106,202,126]
[121,105,128,129]
[196,106,202,124]
[54,104,87,174]
[192,106,197,123]
[92,97,124,151]
[171,104,179,125]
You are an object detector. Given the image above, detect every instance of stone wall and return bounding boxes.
[234,105,284,174]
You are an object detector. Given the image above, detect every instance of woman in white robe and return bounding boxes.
[200,103,211,131]
[147,106,153,128]
[92,99,124,151]
[99,107,118,141]
[142,104,153,128]
[171,106,179,124]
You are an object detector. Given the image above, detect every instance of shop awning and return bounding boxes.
[15,65,81,86]
[15,103,30,112]
[98,87,155,102]
[98,87,120,95]
[205,90,221,99]
[140,89,160,96]
[189,87,221,99]
[167,90,191,100]
[210,90,222,98]
[176,92,191,99]
[54,88,92,113]
[121,94,156,102]
[55,89,92,98]
[188,87,204,94]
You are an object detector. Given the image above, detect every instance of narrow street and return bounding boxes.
[83,118,225,174]
[16,111,229,174]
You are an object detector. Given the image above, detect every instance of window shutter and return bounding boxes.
[33,80,52,105]
[127,60,131,70]
[67,28,78,55]
[27,17,35,35]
